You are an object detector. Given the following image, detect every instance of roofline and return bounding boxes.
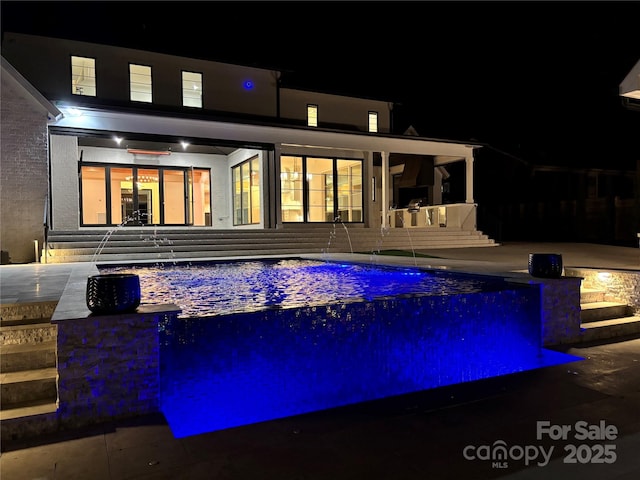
[1,55,62,120]
[51,98,485,150]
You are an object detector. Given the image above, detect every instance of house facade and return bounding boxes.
[1,33,486,263]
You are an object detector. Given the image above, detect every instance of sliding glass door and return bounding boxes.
[280,155,363,223]
[80,164,211,226]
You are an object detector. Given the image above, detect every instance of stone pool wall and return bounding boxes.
[508,275,583,346]
[50,262,180,431]
[54,305,180,430]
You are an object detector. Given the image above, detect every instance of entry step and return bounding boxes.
[580,302,634,323]
[580,315,640,343]
[0,401,57,421]
[580,288,606,304]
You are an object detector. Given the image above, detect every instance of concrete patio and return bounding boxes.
[1,241,639,479]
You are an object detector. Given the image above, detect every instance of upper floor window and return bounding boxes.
[368,111,378,133]
[182,71,203,108]
[307,104,318,127]
[129,64,152,103]
[71,56,96,96]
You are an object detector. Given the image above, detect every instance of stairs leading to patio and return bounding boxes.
[579,287,640,343]
[0,302,59,445]
[42,225,498,263]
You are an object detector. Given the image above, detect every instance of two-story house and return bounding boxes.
[1,32,494,264]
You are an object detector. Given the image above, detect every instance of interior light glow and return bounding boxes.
[114,137,123,145]
[243,80,254,90]
[181,142,189,150]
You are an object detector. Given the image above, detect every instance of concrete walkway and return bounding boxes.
[1,242,639,479]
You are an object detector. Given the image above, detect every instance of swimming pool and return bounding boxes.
[102,258,514,318]
[101,258,582,438]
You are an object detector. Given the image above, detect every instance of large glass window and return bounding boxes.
[130,64,152,103]
[337,160,363,222]
[280,156,304,222]
[164,170,186,224]
[233,157,261,225]
[71,56,96,96]
[182,71,203,108]
[280,156,363,223]
[80,164,210,226]
[111,167,133,225]
[306,157,333,222]
[191,169,211,226]
[80,166,106,224]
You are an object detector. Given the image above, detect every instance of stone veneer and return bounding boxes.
[565,267,640,315]
[51,263,180,431]
[508,275,583,346]
[55,305,179,429]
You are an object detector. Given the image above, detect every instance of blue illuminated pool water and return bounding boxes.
[101,259,582,438]
[103,258,513,318]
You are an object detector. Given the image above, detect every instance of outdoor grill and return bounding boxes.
[407,198,424,213]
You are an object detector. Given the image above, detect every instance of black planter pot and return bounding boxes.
[528,253,563,279]
[86,273,141,315]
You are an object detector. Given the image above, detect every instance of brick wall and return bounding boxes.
[0,74,49,263]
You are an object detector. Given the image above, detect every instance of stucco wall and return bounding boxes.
[0,74,49,263]
[2,32,278,117]
[280,88,392,133]
[50,135,80,230]
[49,138,267,230]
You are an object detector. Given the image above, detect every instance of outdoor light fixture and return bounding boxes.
[181,141,189,150]
[620,59,640,99]
[114,136,123,145]
[127,149,171,155]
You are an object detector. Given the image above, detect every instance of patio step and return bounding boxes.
[579,288,640,343]
[43,227,498,263]
[0,368,58,407]
[579,287,606,304]
[0,305,59,445]
[580,301,634,323]
[0,340,56,372]
[579,315,640,343]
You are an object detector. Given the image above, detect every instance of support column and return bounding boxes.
[381,151,389,228]
[465,155,475,204]
[273,144,282,227]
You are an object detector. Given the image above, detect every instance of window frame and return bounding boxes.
[368,111,378,133]
[129,63,153,103]
[280,155,363,223]
[79,162,211,226]
[70,55,97,97]
[232,156,261,226]
[307,104,318,127]
[181,70,203,108]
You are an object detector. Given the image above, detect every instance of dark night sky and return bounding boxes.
[2,0,639,169]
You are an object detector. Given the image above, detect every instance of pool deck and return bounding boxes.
[1,241,639,479]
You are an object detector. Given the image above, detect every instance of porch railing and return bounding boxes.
[387,203,477,230]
